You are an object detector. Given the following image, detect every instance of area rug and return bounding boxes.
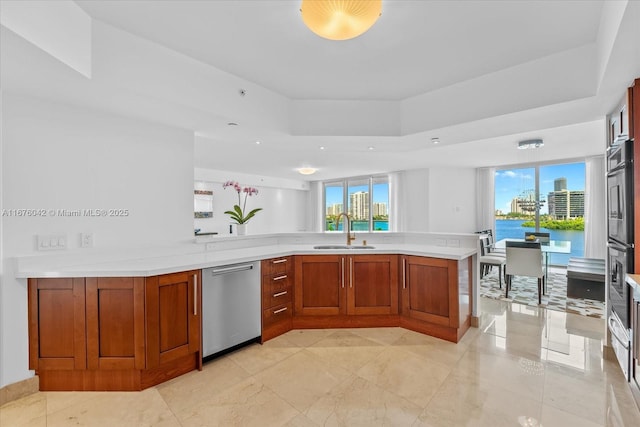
[480,267,605,319]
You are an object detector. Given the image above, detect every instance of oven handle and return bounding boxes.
[608,316,630,350]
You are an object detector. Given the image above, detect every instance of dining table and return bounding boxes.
[494,238,572,291]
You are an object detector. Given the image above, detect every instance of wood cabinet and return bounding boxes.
[145,270,201,368]
[28,270,202,391]
[28,278,87,372]
[261,256,293,341]
[293,254,399,322]
[295,255,346,316]
[348,254,398,315]
[86,277,145,371]
[399,255,472,342]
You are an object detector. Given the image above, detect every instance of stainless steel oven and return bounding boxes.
[607,139,634,246]
[609,241,633,329]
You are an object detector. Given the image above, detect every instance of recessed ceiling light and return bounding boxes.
[319,146,325,150]
[227,122,238,126]
[255,140,261,145]
[517,139,544,149]
[297,167,318,175]
[431,137,440,144]
[368,146,375,150]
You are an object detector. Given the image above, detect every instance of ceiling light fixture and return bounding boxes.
[517,139,544,150]
[368,146,375,150]
[431,137,440,144]
[255,140,261,145]
[300,0,382,41]
[297,167,318,175]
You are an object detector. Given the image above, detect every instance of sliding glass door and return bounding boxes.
[495,162,585,265]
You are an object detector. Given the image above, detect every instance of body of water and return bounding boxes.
[327,220,389,231]
[495,219,584,265]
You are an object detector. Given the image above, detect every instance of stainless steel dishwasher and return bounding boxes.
[202,261,261,360]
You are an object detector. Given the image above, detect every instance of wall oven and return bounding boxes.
[607,138,634,382]
[607,139,634,246]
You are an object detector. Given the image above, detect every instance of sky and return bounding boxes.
[495,162,586,215]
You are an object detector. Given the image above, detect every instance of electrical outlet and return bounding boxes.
[37,234,67,251]
[81,233,94,248]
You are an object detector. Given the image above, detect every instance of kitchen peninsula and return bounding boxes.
[17,232,479,392]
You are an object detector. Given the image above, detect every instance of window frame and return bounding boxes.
[322,175,389,233]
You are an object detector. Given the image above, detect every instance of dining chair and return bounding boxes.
[479,236,506,289]
[505,241,545,304]
[524,231,550,244]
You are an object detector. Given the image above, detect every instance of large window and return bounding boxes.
[324,176,389,232]
[494,162,585,265]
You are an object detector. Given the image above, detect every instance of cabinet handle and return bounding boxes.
[193,273,198,316]
[341,257,345,288]
[402,258,406,289]
[350,258,353,288]
[273,275,287,281]
[273,259,287,264]
[273,307,288,315]
[273,291,287,297]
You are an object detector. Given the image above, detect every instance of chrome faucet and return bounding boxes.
[336,212,356,245]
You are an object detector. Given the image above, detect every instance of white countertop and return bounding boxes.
[14,239,477,278]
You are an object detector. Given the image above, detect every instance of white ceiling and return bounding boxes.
[2,0,640,181]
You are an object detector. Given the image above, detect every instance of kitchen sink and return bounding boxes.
[313,245,376,249]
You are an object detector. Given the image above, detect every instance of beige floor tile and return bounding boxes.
[5,298,639,426]
[0,392,46,427]
[178,376,300,427]
[543,364,608,424]
[540,404,603,427]
[280,328,335,347]
[454,349,546,403]
[309,329,386,348]
[45,388,180,427]
[347,326,408,346]
[392,329,469,367]
[414,374,543,427]
[305,376,422,426]
[282,413,322,427]
[470,328,549,361]
[227,335,302,375]
[356,346,452,408]
[256,349,354,412]
[157,355,251,415]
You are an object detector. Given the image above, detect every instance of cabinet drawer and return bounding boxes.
[263,272,292,292]
[262,257,291,275]
[263,302,292,328]
[263,285,292,308]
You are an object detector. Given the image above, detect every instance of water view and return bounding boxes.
[495,219,584,266]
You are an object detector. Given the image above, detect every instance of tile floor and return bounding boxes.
[2,297,640,426]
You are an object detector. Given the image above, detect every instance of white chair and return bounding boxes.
[505,241,545,304]
[479,236,506,289]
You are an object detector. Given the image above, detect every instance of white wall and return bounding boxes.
[0,94,195,387]
[194,169,309,235]
[428,167,478,233]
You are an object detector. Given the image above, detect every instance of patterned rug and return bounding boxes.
[480,266,605,319]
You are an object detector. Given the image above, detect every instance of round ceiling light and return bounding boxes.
[300,0,382,41]
[297,167,318,175]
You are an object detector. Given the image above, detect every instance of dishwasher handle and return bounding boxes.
[210,263,254,276]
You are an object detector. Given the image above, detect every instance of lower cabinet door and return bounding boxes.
[348,255,398,315]
[146,270,201,368]
[295,255,346,316]
[401,256,458,327]
[86,277,145,370]
[28,278,87,371]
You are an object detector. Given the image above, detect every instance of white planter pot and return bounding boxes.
[236,224,247,235]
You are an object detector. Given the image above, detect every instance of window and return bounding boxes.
[323,176,389,232]
[494,162,585,265]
